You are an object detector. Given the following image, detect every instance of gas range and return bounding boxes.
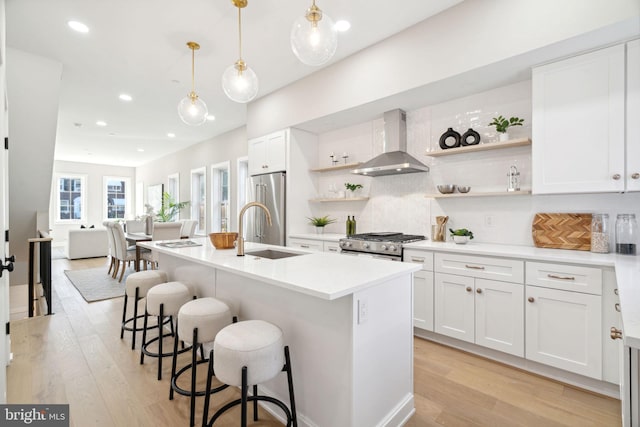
[339,232,426,260]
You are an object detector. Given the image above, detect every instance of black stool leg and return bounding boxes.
[140,307,149,365]
[241,366,248,427]
[169,318,180,400]
[284,346,298,427]
[120,294,128,339]
[190,327,199,427]
[253,385,258,421]
[201,349,214,427]
[157,303,164,380]
[131,287,140,350]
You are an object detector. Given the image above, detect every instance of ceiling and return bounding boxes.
[5,0,463,167]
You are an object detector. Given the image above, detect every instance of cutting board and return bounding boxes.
[532,213,592,251]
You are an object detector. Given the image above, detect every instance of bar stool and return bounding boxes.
[120,270,168,350]
[170,297,233,427]
[140,281,192,380]
[202,320,297,427]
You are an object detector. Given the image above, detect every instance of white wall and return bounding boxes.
[135,126,247,234]
[50,160,135,243]
[247,0,640,138]
[7,48,62,286]
[306,80,640,245]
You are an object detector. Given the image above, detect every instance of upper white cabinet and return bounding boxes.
[627,39,640,192]
[532,44,626,194]
[248,130,287,176]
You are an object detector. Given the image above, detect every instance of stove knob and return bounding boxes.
[389,245,397,252]
[345,241,352,248]
[381,245,388,251]
[363,243,370,249]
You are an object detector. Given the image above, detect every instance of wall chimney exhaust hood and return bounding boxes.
[352,109,429,177]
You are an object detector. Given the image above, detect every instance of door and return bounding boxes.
[434,273,474,343]
[525,286,602,379]
[246,172,285,246]
[475,279,524,357]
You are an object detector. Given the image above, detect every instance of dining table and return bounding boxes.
[125,232,152,271]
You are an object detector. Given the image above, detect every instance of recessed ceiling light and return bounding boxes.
[108,132,116,136]
[68,20,89,33]
[206,115,216,121]
[167,133,176,138]
[335,20,351,32]
[73,122,82,128]
[137,148,145,152]
[119,93,133,102]
[96,120,107,126]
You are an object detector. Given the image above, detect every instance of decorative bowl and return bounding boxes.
[209,232,238,249]
[453,235,470,244]
[437,184,457,194]
[457,186,471,193]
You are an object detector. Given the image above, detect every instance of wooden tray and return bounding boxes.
[532,213,592,251]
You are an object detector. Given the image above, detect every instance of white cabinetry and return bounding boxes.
[434,253,525,357]
[403,250,434,331]
[525,262,603,379]
[288,236,341,253]
[532,44,626,194]
[627,39,640,192]
[248,130,287,176]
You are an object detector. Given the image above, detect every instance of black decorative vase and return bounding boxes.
[461,128,481,146]
[439,128,461,149]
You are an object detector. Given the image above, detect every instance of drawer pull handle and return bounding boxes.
[466,286,472,292]
[411,257,425,263]
[300,245,310,248]
[465,264,485,270]
[528,297,535,303]
[612,173,621,180]
[632,173,640,180]
[328,248,338,252]
[610,327,623,340]
[547,274,575,280]
[476,288,483,294]
[614,288,619,295]
[615,303,621,312]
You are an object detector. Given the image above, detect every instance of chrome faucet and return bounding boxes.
[237,202,272,256]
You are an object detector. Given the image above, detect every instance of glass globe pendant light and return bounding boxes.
[290,0,337,66]
[177,41,208,126]
[222,0,258,103]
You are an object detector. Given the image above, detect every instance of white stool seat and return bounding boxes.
[214,320,284,387]
[125,270,168,297]
[178,298,232,344]
[146,281,191,316]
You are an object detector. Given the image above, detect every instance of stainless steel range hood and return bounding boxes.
[352,109,429,177]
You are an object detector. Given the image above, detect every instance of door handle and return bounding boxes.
[0,256,15,278]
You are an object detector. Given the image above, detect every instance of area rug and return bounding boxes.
[64,268,130,302]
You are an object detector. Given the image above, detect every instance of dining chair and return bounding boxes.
[125,219,145,234]
[180,219,197,238]
[103,221,117,276]
[141,222,182,269]
[112,222,137,282]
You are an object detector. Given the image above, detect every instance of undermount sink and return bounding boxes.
[245,249,306,260]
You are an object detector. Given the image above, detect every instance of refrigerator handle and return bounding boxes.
[254,183,267,238]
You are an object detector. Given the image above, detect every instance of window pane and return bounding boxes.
[57,176,84,221]
[106,178,127,219]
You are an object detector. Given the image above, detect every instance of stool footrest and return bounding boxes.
[206,395,293,427]
[141,334,185,359]
[170,359,228,397]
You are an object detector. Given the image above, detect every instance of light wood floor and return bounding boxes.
[8,257,622,426]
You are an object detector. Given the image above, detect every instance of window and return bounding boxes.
[211,162,230,232]
[104,176,131,220]
[55,174,87,223]
[167,173,180,221]
[191,167,206,234]
[135,181,144,217]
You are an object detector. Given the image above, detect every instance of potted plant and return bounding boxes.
[156,192,190,222]
[344,182,363,198]
[449,228,474,244]
[307,215,336,234]
[488,115,524,142]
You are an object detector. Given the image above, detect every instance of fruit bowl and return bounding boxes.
[437,184,457,194]
[209,232,238,249]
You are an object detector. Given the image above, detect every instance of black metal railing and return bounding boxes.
[27,230,53,317]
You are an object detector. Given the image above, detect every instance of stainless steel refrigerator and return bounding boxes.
[246,171,286,246]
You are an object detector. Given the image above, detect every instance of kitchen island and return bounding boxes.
[139,238,420,427]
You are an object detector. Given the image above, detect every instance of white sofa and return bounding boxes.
[66,228,109,260]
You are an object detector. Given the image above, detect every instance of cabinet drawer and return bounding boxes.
[435,253,523,283]
[403,250,434,271]
[288,238,322,252]
[526,262,602,295]
[323,242,341,253]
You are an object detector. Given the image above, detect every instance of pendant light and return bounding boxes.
[222,0,258,103]
[290,0,337,66]
[177,42,208,126]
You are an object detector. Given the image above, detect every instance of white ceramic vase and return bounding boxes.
[453,235,469,244]
[499,132,509,142]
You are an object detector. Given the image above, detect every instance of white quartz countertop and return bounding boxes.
[139,238,419,301]
[404,240,640,348]
[289,233,344,242]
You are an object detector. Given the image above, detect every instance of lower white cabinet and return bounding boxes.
[525,285,602,379]
[323,241,340,253]
[288,237,322,252]
[403,250,434,331]
[435,273,524,357]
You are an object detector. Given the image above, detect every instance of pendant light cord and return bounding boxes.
[191,45,195,93]
[237,6,243,61]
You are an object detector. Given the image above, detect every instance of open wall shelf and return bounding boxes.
[426,138,531,157]
[310,162,362,172]
[426,190,532,199]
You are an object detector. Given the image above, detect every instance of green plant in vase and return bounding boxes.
[449,228,474,244]
[344,182,363,198]
[488,115,524,142]
[156,192,190,222]
[307,215,336,234]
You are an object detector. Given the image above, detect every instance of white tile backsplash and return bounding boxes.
[308,79,638,246]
